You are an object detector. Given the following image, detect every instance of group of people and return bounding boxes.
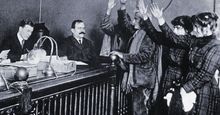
[0,0,219,115]
[101,0,220,115]
[0,19,97,65]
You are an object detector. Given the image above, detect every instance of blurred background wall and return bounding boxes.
[0,0,217,53]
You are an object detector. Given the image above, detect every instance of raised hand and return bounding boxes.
[120,0,127,4]
[137,0,148,20]
[108,0,116,10]
[150,3,165,25]
[150,3,163,19]
[107,0,117,15]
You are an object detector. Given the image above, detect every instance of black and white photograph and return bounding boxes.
[0,0,219,115]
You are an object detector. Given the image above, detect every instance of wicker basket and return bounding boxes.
[37,56,76,73]
[33,36,76,74]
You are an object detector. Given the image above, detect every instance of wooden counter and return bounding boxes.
[0,65,127,115]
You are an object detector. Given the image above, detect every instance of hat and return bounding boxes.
[171,15,193,33]
[196,12,218,27]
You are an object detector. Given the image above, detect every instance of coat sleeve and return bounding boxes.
[183,46,220,92]
[141,19,179,48]
[100,14,115,36]
[117,9,135,37]
[2,38,21,62]
[159,23,192,50]
[141,19,165,45]
[122,37,155,64]
[7,52,21,62]
[0,38,11,51]
[83,40,99,66]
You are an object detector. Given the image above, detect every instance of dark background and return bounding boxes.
[0,0,218,54]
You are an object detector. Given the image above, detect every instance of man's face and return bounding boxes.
[19,25,34,40]
[71,22,86,39]
[173,25,187,35]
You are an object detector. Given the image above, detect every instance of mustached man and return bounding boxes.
[59,20,98,66]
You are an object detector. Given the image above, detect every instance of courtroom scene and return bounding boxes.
[0,0,219,115]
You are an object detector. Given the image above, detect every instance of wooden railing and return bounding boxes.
[0,65,130,115]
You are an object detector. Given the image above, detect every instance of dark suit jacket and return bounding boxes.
[1,35,32,62]
[59,36,97,65]
[118,9,158,89]
[100,11,133,53]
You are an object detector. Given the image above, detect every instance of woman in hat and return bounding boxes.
[136,1,194,114]
[151,4,220,115]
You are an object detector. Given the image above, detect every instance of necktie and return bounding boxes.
[78,39,82,44]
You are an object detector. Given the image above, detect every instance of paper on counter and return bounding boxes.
[0,50,10,59]
[0,61,37,68]
[38,55,88,65]
[0,59,10,64]
[73,61,88,65]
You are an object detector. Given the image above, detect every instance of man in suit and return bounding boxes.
[1,19,34,62]
[100,0,133,54]
[59,20,97,65]
[110,0,159,115]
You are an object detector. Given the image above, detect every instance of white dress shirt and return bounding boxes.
[75,38,83,44]
[17,33,27,60]
[17,33,25,47]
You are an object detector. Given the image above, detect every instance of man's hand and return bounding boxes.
[107,0,117,15]
[0,50,10,60]
[121,72,133,94]
[0,54,7,60]
[110,51,123,59]
[150,3,165,25]
[21,53,28,61]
